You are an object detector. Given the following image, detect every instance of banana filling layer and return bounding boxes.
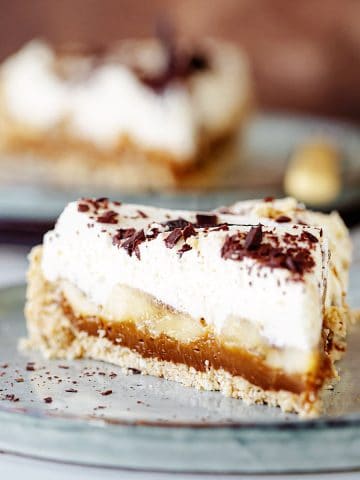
[61,281,329,394]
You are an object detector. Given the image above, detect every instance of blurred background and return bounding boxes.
[2,0,360,119]
[0,0,359,243]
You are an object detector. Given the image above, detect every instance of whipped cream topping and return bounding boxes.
[215,197,351,308]
[1,39,250,160]
[41,198,328,352]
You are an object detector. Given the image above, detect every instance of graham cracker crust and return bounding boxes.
[23,246,347,417]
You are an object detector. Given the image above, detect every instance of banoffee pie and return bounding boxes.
[24,197,351,416]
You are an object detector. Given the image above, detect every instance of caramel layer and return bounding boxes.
[62,300,330,395]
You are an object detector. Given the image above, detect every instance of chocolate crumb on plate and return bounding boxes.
[101,389,113,396]
[5,394,19,402]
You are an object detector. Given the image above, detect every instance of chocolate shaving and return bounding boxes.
[195,214,218,227]
[283,233,298,245]
[5,394,19,402]
[285,256,298,273]
[178,243,192,257]
[78,203,90,212]
[221,228,315,276]
[65,388,78,393]
[95,197,108,203]
[142,53,208,92]
[275,215,291,223]
[302,231,319,243]
[97,210,118,224]
[121,230,146,259]
[44,397,53,404]
[164,228,182,248]
[285,250,313,273]
[140,19,209,93]
[162,218,189,231]
[80,197,112,212]
[244,225,263,250]
[146,227,160,240]
[188,53,208,71]
[268,250,287,269]
[183,223,196,240]
[137,210,148,218]
[112,228,136,246]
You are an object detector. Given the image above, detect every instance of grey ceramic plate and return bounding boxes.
[0,246,359,475]
[0,112,359,222]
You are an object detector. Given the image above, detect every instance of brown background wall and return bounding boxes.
[1,0,360,121]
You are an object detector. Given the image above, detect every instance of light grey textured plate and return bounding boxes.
[0,251,359,475]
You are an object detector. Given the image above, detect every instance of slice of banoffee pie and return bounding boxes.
[24,197,351,416]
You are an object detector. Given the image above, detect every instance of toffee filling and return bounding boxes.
[61,299,331,395]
